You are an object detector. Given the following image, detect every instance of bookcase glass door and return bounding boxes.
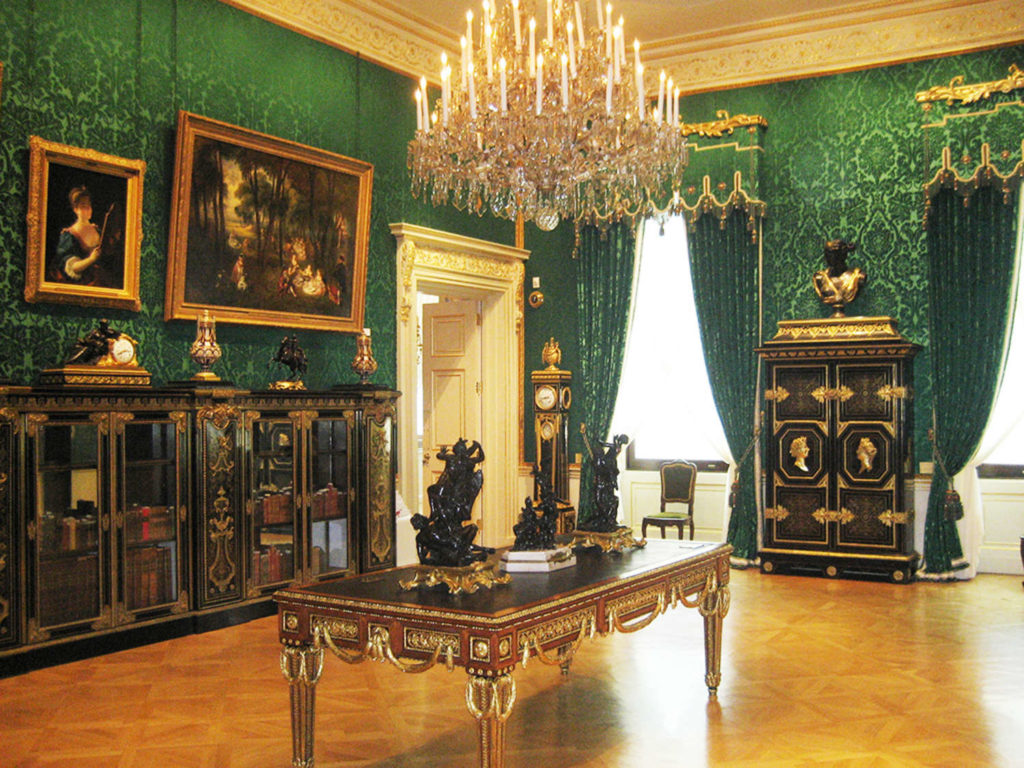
[310,418,351,577]
[34,422,103,629]
[120,421,181,612]
[250,420,297,588]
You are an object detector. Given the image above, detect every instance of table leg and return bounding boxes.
[281,643,325,768]
[698,577,730,697]
[466,671,517,768]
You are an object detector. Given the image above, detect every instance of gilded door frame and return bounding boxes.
[391,223,527,548]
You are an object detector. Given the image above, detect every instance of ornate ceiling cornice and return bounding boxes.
[220,0,449,79]
[647,0,1024,94]
[223,0,1024,92]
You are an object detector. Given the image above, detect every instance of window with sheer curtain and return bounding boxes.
[978,195,1024,469]
[610,217,729,464]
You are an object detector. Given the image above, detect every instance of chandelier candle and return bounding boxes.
[408,0,688,229]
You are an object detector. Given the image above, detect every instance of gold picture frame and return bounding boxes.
[165,111,373,333]
[25,136,145,311]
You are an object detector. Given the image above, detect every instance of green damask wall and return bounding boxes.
[0,0,530,391]
[4,2,1018,469]
[680,44,1024,465]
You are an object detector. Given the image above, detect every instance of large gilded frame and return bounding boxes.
[25,136,145,311]
[165,111,373,333]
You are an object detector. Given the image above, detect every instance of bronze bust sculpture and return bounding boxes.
[813,239,866,317]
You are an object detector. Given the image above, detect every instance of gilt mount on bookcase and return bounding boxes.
[401,438,509,593]
[269,335,307,390]
[812,240,865,318]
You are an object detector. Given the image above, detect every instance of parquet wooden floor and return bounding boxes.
[2,570,1022,768]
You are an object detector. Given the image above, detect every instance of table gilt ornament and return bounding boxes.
[573,423,644,551]
[812,239,866,318]
[402,438,508,593]
[505,466,575,572]
[351,328,378,383]
[189,310,222,381]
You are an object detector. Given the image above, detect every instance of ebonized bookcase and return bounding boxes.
[0,384,397,670]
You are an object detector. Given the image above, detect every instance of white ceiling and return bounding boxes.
[227,0,1024,92]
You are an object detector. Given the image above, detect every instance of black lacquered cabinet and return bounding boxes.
[757,317,920,582]
[0,385,398,663]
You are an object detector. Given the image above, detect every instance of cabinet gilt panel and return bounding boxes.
[774,366,828,422]
[838,365,894,422]
[837,491,897,549]
[773,488,829,544]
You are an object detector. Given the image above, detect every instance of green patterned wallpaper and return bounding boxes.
[3,1,1022,469]
[680,44,1024,464]
[0,0,517,391]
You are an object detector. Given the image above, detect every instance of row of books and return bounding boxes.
[253,490,294,526]
[125,544,176,610]
[39,511,100,554]
[125,505,176,544]
[252,483,346,526]
[251,544,294,585]
[312,483,345,521]
[38,554,99,627]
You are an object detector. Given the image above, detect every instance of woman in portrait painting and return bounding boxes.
[54,185,122,287]
[56,186,104,282]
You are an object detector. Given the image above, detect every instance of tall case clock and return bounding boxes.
[531,339,575,531]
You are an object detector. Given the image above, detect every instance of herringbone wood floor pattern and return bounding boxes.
[2,570,1022,767]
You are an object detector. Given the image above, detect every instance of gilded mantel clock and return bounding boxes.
[531,339,573,529]
[38,319,151,387]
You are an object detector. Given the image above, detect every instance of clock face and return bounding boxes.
[534,385,557,411]
[110,336,136,365]
[560,386,572,410]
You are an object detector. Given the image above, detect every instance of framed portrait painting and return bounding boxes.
[165,111,373,333]
[25,136,145,311]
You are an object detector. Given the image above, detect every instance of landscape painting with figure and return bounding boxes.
[165,112,373,333]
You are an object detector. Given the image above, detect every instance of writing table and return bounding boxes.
[276,540,732,767]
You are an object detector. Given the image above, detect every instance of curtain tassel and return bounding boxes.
[943,488,964,521]
[728,479,740,510]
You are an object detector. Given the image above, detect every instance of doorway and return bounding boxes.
[419,294,483,525]
[392,223,528,549]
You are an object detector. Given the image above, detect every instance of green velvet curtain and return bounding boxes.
[576,221,637,527]
[923,184,1019,576]
[688,210,762,562]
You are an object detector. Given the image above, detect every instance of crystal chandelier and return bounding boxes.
[408,0,688,230]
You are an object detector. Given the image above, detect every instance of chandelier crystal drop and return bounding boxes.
[408,0,688,230]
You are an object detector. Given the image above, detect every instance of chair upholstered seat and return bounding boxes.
[642,460,697,539]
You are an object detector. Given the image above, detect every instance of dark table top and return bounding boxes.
[275,540,729,622]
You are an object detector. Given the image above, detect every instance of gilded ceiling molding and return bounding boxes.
[647,0,1024,95]
[225,0,1024,92]
[916,64,1024,105]
[681,111,767,139]
[220,0,449,78]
